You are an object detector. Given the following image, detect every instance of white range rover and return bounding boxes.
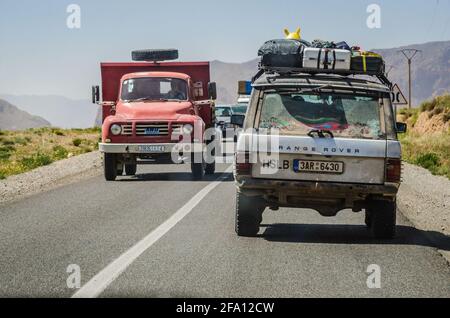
[231,73,407,238]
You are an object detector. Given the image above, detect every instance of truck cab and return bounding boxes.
[93,49,217,181]
[232,72,407,239]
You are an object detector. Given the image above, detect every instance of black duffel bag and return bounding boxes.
[258,39,310,68]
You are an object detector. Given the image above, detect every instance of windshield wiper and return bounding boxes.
[300,85,335,94]
[126,97,168,103]
[308,129,334,139]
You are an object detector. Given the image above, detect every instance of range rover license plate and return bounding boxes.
[293,160,344,174]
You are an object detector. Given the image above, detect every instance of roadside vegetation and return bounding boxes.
[398,94,450,179]
[0,127,101,180]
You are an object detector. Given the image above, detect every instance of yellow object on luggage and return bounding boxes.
[361,51,382,58]
[284,27,301,40]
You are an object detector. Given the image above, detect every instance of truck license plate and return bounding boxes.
[138,145,166,153]
[293,160,344,174]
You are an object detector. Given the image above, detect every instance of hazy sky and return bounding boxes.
[0,0,449,99]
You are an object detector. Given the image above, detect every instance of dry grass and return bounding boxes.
[398,94,450,179]
[0,127,100,180]
[420,94,450,116]
[399,132,450,179]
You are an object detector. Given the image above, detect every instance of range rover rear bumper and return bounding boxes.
[235,176,399,198]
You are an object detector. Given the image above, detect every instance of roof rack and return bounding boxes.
[252,66,393,89]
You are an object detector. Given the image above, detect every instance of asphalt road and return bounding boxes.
[0,162,449,298]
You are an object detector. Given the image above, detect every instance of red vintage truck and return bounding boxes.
[93,49,217,181]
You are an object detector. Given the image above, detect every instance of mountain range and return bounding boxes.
[1,40,449,128]
[0,95,99,129]
[374,41,450,105]
[0,99,50,130]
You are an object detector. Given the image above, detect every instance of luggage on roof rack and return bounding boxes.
[351,51,385,74]
[303,48,351,71]
[258,39,309,69]
[256,37,388,86]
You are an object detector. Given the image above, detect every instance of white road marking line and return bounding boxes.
[72,166,233,298]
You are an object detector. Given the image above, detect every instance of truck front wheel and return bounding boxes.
[235,191,265,237]
[191,153,205,180]
[205,147,215,175]
[205,162,215,175]
[205,137,216,175]
[367,199,397,239]
[104,153,117,181]
[125,164,137,176]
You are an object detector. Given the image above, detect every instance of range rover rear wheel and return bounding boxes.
[367,200,397,239]
[125,164,137,176]
[104,153,117,181]
[235,191,264,237]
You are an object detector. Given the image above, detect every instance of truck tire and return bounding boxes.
[191,161,205,180]
[125,164,137,176]
[235,192,264,237]
[365,211,372,228]
[131,49,178,62]
[104,153,117,181]
[205,162,215,175]
[191,153,205,180]
[205,146,215,175]
[367,200,397,239]
[117,164,124,176]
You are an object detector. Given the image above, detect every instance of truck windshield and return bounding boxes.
[232,105,248,114]
[121,77,188,102]
[258,91,383,139]
[216,107,232,117]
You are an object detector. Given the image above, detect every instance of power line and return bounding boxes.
[398,49,421,109]
[385,65,396,77]
[426,0,439,37]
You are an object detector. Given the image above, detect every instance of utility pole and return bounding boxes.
[398,49,421,109]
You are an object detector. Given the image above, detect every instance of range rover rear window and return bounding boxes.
[258,91,384,140]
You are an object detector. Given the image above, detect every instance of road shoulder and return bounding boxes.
[0,151,102,206]
[398,163,450,263]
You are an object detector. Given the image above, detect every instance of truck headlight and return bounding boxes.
[110,124,122,136]
[183,124,194,135]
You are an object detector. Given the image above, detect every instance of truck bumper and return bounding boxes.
[99,143,178,154]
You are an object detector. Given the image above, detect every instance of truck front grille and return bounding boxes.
[136,123,169,136]
[121,124,133,136]
[171,124,183,135]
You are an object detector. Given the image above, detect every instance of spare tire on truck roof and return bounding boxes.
[131,49,179,62]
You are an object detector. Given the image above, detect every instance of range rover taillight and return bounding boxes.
[386,158,402,183]
[235,152,252,175]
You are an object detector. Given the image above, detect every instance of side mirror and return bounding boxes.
[92,85,100,104]
[208,82,217,100]
[396,122,407,134]
[231,114,245,128]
